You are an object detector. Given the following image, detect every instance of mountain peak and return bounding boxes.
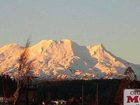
[31,40,57,50]
[87,43,106,54]
[0,39,139,80]
[0,43,21,51]
[94,43,105,50]
[61,39,72,42]
[60,39,77,45]
[35,39,76,47]
[38,40,56,45]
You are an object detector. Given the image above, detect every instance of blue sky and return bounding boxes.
[0,0,140,64]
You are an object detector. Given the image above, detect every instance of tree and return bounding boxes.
[124,66,137,81]
[114,66,137,105]
[13,39,33,105]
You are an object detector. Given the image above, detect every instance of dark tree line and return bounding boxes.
[0,75,16,97]
[0,75,139,105]
[36,79,140,105]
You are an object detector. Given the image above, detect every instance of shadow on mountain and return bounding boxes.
[71,42,98,69]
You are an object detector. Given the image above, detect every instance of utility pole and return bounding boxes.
[26,76,30,105]
[96,82,98,105]
[2,75,6,104]
[82,82,84,105]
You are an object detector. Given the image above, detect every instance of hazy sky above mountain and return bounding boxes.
[0,0,140,64]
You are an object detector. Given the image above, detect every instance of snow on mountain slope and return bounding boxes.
[0,43,23,74]
[0,39,139,80]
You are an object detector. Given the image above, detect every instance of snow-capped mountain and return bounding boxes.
[0,39,140,80]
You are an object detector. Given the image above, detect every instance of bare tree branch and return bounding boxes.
[13,38,31,105]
